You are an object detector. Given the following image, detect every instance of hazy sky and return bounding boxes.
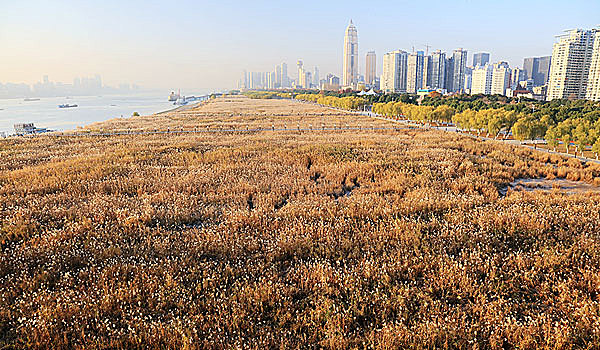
[1,0,598,91]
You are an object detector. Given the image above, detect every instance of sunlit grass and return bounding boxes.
[1,97,600,348]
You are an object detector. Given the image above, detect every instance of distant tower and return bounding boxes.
[275,65,282,88]
[297,60,305,88]
[343,20,358,87]
[451,48,468,93]
[365,51,376,86]
[281,62,288,88]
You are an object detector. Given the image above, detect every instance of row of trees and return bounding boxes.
[242,91,293,99]
[295,94,368,111]
[452,108,600,156]
[452,109,530,138]
[372,102,455,124]
[546,118,600,156]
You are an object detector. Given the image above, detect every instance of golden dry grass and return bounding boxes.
[82,95,393,133]
[1,97,600,349]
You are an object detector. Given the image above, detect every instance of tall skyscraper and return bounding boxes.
[281,63,288,88]
[313,67,320,87]
[523,56,552,86]
[471,65,493,95]
[275,65,282,88]
[491,62,511,95]
[430,50,446,90]
[451,48,468,93]
[343,20,359,87]
[547,29,597,100]
[586,32,600,101]
[445,56,454,92]
[297,60,305,88]
[381,50,408,93]
[365,51,376,86]
[407,51,425,93]
[535,57,552,86]
[305,72,312,89]
[472,53,490,67]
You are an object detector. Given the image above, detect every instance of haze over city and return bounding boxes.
[1,0,598,92]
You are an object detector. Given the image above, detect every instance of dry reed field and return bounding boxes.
[1,97,600,349]
[82,95,392,133]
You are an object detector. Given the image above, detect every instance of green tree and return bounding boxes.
[545,126,560,152]
[512,116,532,143]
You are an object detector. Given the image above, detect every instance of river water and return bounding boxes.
[0,93,206,135]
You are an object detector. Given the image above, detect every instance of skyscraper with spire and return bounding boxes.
[343,20,358,87]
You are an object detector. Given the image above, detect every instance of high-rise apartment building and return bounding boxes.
[248,72,265,89]
[327,74,340,86]
[407,51,425,93]
[586,32,600,101]
[422,55,432,88]
[343,20,359,87]
[547,29,597,100]
[445,56,454,92]
[305,72,312,89]
[491,62,511,95]
[275,65,282,88]
[267,72,277,89]
[510,67,525,89]
[382,50,408,93]
[523,56,552,86]
[242,70,248,89]
[430,51,446,90]
[464,66,473,92]
[366,51,377,86]
[472,52,490,67]
[451,48,468,93]
[471,65,493,95]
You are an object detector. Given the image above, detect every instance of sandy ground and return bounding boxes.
[83,95,396,132]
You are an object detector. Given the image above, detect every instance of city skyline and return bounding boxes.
[0,74,145,99]
[1,0,598,91]
[235,22,600,105]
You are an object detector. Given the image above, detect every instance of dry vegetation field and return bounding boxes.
[82,95,393,133]
[1,97,600,348]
